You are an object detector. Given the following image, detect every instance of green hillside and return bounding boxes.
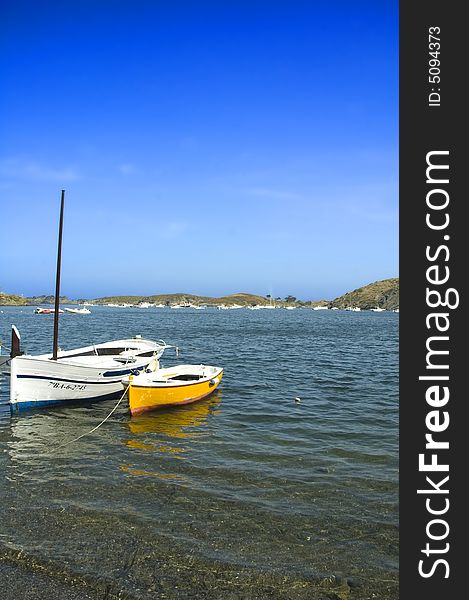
[0,292,28,306]
[1,280,399,309]
[93,292,273,306]
[26,295,79,305]
[331,278,399,310]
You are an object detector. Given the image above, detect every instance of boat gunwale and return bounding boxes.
[126,367,224,390]
[21,338,167,361]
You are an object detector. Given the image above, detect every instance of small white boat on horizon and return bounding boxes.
[170,302,193,309]
[106,303,134,308]
[34,307,64,314]
[64,306,91,314]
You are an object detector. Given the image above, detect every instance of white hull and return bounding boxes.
[9,337,168,410]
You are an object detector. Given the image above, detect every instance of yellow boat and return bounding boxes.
[122,364,223,415]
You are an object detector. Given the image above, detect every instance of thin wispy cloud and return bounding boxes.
[118,163,138,175]
[161,221,189,240]
[346,204,398,224]
[179,137,200,150]
[0,158,80,182]
[341,182,398,224]
[245,187,305,201]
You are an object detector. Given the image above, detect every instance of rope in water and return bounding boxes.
[55,382,130,450]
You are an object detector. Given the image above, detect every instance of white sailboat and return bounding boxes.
[9,191,171,411]
[9,333,169,410]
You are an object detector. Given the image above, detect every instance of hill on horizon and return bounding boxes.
[330,278,399,310]
[0,292,28,306]
[91,292,274,306]
[1,279,399,308]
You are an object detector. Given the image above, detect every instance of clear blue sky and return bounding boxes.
[0,1,398,301]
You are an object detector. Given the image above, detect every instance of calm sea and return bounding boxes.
[0,306,398,599]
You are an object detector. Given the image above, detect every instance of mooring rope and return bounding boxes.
[54,382,131,450]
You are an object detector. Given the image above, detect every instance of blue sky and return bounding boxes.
[0,1,398,301]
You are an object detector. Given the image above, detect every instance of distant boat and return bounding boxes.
[371,307,385,312]
[107,303,133,308]
[170,302,192,309]
[64,306,91,314]
[312,306,328,310]
[34,307,64,314]
[123,364,223,415]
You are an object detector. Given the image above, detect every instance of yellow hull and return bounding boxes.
[128,368,223,415]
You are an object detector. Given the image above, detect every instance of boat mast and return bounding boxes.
[52,190,65,360]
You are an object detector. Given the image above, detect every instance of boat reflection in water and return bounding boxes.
[120,393,222,479]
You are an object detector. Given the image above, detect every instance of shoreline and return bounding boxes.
[1,277,400,311]
[0,545,398,600]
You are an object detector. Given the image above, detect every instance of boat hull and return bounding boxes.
[10,356,154,410]
[127,367,223,415]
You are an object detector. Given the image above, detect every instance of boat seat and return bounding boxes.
[167,374,202,381]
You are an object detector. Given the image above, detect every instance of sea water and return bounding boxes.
[0,306,398,598]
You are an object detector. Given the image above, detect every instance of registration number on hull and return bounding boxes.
[48,382,88,391]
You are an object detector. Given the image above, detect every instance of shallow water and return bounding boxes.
[0,306,398,598]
